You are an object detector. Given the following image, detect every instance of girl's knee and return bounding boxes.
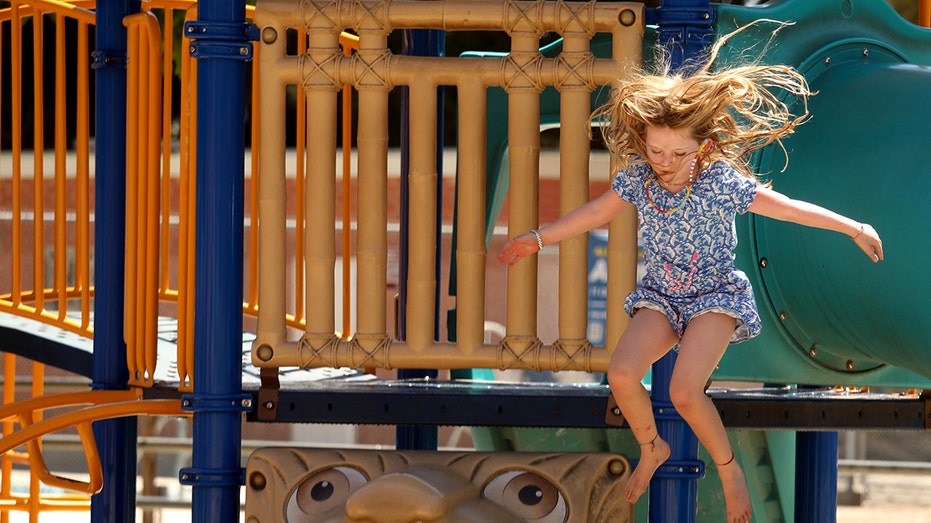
[607,365,642,392]
[668,380,703,413]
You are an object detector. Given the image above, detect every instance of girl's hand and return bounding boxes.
[852,223,883,262]
[497,232,541,266]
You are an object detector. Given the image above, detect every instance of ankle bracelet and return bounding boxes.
[716,452,736,467]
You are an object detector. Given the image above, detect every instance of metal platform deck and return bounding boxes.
[3,312,926,432]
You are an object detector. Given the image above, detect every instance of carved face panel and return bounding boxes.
[245,449,632,523]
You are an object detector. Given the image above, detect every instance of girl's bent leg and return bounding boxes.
[671,312,752,523]
[606,309,678,505]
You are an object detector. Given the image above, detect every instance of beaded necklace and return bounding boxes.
[645,140,709,214]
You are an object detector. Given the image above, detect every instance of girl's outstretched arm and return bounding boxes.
[749,186,884,262]
[497,189,631,266]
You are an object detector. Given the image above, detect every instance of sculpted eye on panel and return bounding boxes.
[246,448,632,523]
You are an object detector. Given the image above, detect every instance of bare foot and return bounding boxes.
[718,456,752,523]
[624,436,671,504]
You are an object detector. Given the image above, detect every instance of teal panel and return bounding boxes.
[711,0,931,387]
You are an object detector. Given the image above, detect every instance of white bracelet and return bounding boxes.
[530,229,544,251]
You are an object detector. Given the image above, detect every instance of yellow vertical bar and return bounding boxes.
[504,34,542,340]
[28,362,44,523]
[124,19,140,383]
[76,23,91,330]
[355,45,390,341]
[304,29,339,338]
[247,36,261,313]
[294,32,307,324]
[254,13,288,359]
[135,20,150,384]
[174,6,200,390]
[341,38,356,339]
[1,354,16,523]
[605,14,644,352]
[557,36,593,344]
[454,80,486,354]
[405,81,438,351]
[54,16,68,320]
[32,8,46,314]
[144,12,163,385]
[160,8,176,295]
[10,2,23,308]
[177,15,194,389]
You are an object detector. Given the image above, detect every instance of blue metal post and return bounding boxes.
[795,430,839,521]
[647,2,714,522]
[396,27,445,450]
[180,2,253,521]
[90,2,140,522]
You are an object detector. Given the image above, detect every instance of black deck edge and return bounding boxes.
[0,324,93,378]
[148,379,929,431]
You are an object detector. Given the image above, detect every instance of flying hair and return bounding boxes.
[593,20,813,179]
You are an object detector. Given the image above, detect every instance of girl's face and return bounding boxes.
[643,125,701,182]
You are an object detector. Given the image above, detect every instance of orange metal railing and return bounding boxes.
[1,3,97,514]
[1,0,96,337]
[1,1,359,515]
[1,1,360,389]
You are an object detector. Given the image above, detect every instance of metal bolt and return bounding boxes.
[759,258,768,269]
[182,399,191,407]
[846,360,855,370]
[824,57,832,66]
[809,347,818,358]
[779,311,787,321]
[242,398,253,408]
[612,407,621,416]
[862,48,869,57]
[264,401,274,410]
[190,45,197,54]
[240,46,249,56]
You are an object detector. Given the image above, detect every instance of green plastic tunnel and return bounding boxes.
[714,0,931,387]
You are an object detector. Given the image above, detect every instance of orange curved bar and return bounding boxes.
[3,398,187,496]
[0,390,139,423]
[23,419,102,494]
[0,399,187,456]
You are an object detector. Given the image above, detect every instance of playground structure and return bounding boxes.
[2,0,931,522]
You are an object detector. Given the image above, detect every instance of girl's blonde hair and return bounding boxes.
[595,21,812,178]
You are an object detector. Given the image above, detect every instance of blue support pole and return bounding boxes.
[795,430,839,521]
[90,2,140,522]
[180,2,254,521]
[396,27,445,451]
[646,2,714,522]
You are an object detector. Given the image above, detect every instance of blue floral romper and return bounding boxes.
[611,159,762,343]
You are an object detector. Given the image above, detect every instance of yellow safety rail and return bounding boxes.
[251,0,644,372]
